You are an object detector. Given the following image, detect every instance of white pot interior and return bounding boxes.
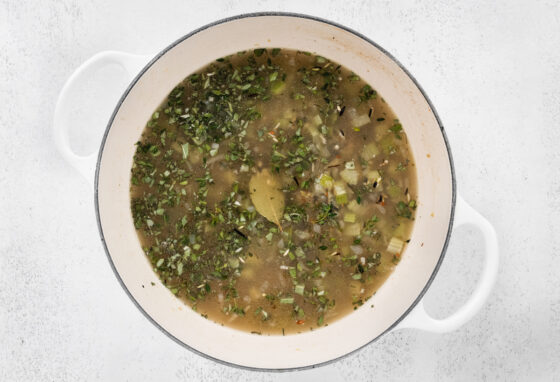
[96,14,454,369]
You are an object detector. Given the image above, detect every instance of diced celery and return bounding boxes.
[320,174,334,189]
[387,237,404,254]
[380,134,395,154]
[294,284,305,296]
[334,181,348,205]
[336,194,348,205]
[271,80,286,95]
[344,212,356,223]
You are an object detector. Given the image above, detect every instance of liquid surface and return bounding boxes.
[130,48,417,335]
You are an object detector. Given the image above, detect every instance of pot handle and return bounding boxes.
[53,51,152,184]
[395,195,499,333]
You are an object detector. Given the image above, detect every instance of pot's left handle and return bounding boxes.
[395,195,499,333]
[53,51,152,184]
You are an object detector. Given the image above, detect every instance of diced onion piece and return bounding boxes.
[361,142,380,161]
[314,182,326,196]
[312,114,322,126]
[295,230,311,240]
[347,200,360,212]
[340,169,359,185]
[307,124,329,156]
[343,212,356,223]
[228,257,240,269]
[387,237,405,255]
[333,181,347,197]
[305,123,319,137]
[352,114,371,128]
[367,170,381,184]
[350,245,364,255]
[209,143,219,157]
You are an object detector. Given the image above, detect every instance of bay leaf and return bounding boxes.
[249,169,285,226]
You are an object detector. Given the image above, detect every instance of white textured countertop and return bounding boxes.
[1,0,559,380]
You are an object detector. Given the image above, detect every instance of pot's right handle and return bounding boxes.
[53,51,152,184]
[395,195,499,333]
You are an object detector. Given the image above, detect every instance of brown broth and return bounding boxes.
[130,49,417,335]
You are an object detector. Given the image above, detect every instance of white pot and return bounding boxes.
[53,13,499,371]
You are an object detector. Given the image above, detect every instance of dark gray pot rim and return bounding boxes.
[94,11,456,373]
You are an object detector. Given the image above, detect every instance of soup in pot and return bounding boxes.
[130,48,417,335]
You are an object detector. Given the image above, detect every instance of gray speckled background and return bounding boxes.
[1,0,559,380]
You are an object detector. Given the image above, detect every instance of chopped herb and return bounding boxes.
[396,201,413,219]
[359,85,377,101]
[389,122,403,139]
[130,47,416,335]
[316,203,338,225]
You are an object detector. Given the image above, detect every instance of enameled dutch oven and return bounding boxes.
[53,13,499,371]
